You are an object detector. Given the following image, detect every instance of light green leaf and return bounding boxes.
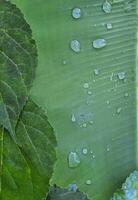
[12,0,137,199]
[0,0,37,138]
[0,99,57,200]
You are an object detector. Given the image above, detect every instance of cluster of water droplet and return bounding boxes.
[66,0,132,188]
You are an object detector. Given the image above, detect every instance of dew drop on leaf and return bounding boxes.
[93,39,106,49]
[70,40,81,53]
[88,91,92,95]
[117,72,126,80]
[68,152,81,168]
[83,82,89,89]
[82,148,88,155]
[72,8,81,19]
[94,69,99,75]
[106,23,113,30]
[117,107,122,114]
[124,92,129,97]
[71,114,76,122]
[86,180,92,185]
[103,0,112,13]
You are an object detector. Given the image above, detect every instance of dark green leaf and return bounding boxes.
[0,0,37,138]
[0,99,57,200]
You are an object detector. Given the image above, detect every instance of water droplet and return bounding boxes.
[88,91,92,95]
[117,107,122,114]
[103,0,112,13]
[94,69,99,75]
[82,123,87,128]
[68,184,78,192]
[92,154,95,159]
[90,150,93,154]
[86,180,92,185]
[72,8,81,19]
[107,146,110,152]
[93,39,106,49]
[70,40,81,53]
[62,60,67,65]
[124,92,129,97]
[106,100,110,105]
[82,148,88,155]
[68,152,81,168]
[89,120,94,125]
[71,114,76,122]
[106,23,113,30]
[117,72,126,80]
[83,82,89,89]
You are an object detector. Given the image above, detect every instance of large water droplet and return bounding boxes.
[68,152,81,168]
[68,184,78,192]
[106,23,113,30]
[72,8,81,19]
[117,72,126,80]
[93,39,106,49]
[86,180,92,185]
[103,0,112,13]
[70,40,81,53]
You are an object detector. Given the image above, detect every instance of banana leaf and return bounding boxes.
[12,0,137,199]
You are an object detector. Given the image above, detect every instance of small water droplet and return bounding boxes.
[82,123,87,128]
[106,23,113,30]
[90,150,93,154]
[88,91,92,95]
[86,180,92,185]
[107,146,110,152]
[103,0,112,13]
[106,100,110,105]
[93,79,96,83]
[117,107,122,114]
[83,82,89,89]
[82,148,88,155]
[68,152,81,168]
[117,72,126,80]
[93,39,106,49]
[71,114,76,122]
[72,8,81,19]
[70,40,81,53]
[62,60,67,65]
[94,69,99,75]
[92,154,95,159]
[68,184,78,192]
[124,92,129,97]
[89,120,94,125]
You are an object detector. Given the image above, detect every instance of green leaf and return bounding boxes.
[12,0,137,199]
[0,99,57,200]
[0,0,37,138]
[0,128,34,200]
[46,185,89,200]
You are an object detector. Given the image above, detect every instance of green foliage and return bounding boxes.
[11,0,137,199]
[0,0,37,139]
[0,1,57,199]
